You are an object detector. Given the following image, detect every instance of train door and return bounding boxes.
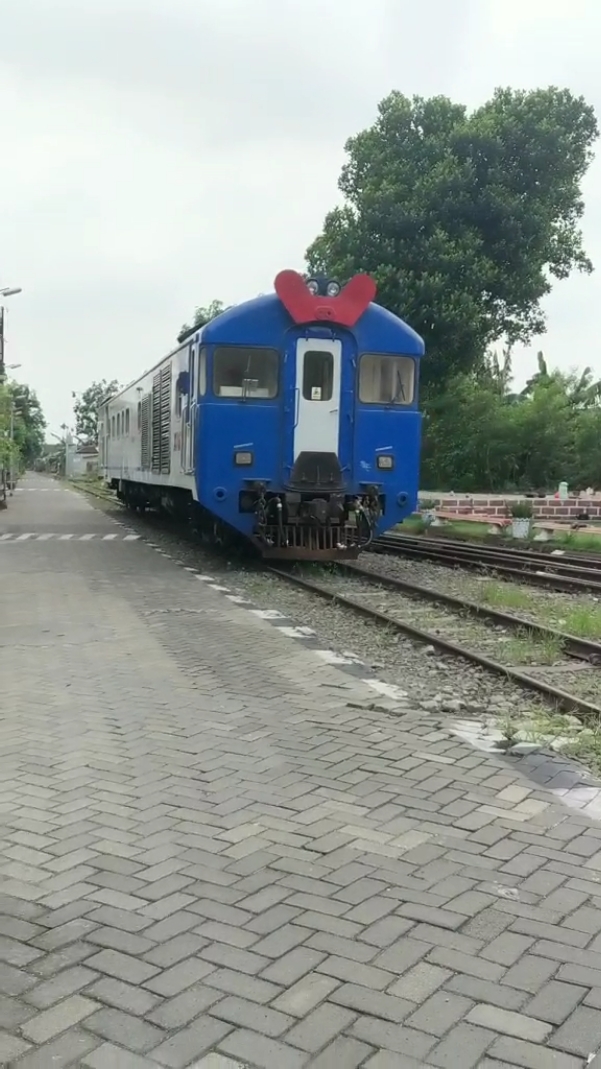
[293,338,342,459]
[182,345,196,473]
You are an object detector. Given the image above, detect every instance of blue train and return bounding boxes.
[100,270,424,560]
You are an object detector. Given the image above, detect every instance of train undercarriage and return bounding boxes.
[111,478,382,561]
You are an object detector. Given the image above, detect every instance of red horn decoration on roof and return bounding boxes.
[274,270,376,328]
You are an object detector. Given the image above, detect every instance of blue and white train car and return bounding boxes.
[99,270,425,560]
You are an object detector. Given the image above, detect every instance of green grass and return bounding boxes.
[399,517,426,533]
[399,515,601,554]
[503,628,563,665]
[561,728,601,774]
[562,605,601,639]
[480,582,533,612]
[552,530,601,552]
[442,521,493,538]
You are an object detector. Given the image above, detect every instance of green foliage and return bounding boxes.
[307,87,598,391]
[509,500,533,518]
[420,354,601,493]
[0,380,46,471]
[73,380,119,445]
[8,382,46,466]
[0,386,17,469]
[178,300,229,343]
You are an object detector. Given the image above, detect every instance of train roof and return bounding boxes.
[203,291,425,356]
[103,275,424,406]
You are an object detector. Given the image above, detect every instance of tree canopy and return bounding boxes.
[420,352,601,493]
[177,300,229,343]
[73,379,120,445]
[0,380,46,473]
[307,87,598,391]
[9,383,46,466]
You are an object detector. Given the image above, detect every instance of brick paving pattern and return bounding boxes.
[1,477,601,1066]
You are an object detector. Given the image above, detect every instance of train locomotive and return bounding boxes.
[99,270,424,560]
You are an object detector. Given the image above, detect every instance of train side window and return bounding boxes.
[359,354,415,405]
[190,347,196,398]
[302,351,333,402]
[111,415,115,437]
[125,409,130,434]
[213,347,278,398]
[198,346,207,396]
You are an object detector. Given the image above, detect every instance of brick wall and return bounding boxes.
[424,496,601,520]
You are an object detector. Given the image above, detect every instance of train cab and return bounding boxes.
[192,271,425,558]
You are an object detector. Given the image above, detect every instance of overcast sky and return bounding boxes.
[1,0,600,434]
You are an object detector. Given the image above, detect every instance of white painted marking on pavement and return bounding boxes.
[364,679,408,701]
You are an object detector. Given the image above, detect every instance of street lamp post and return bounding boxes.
[0,289,23,502]
[9,403,15,494]
[0,287,23,383]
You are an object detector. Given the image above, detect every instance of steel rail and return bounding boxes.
[374,535,601,594]
[268,567,601,722]
[380,531,601,570]
[338,562,601,665]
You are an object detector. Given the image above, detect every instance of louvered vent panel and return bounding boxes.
[140,395,151,470]
[151,374,161,473]
[160,365,172,474]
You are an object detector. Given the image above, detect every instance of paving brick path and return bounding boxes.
[1,477,601,1067]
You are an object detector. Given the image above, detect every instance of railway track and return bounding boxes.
[269,563,601,722]
[73,481,601,723]
[375,532,601,594]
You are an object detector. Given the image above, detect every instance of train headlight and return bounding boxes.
[234,451,253,466]
[306,278,319,295]
[377,455,394,470]
[326,280,341,297]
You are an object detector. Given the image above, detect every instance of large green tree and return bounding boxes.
[307,87,598,391]
[0,385,18,475]
[73,379,120,445]
[0,381,46,472]
[8,382,46,466]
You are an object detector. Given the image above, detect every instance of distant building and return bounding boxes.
[65,439,99,478]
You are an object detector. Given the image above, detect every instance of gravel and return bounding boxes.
[358,549,601,629]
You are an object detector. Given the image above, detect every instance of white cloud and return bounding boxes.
[1,0,600,431]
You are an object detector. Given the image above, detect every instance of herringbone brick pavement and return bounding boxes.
[1,477,601,1067]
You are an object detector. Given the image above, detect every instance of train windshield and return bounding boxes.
[359,354,415,405]
[213,347,279,399]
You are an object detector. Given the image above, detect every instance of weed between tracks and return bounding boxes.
[479,583,601,639]
[502,629,564,666]
[562,604,601,639]
[480,581,534,612]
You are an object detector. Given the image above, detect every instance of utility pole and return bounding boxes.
[8,401,14,493]
[0,288,23,503]
[0,306,5,383]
